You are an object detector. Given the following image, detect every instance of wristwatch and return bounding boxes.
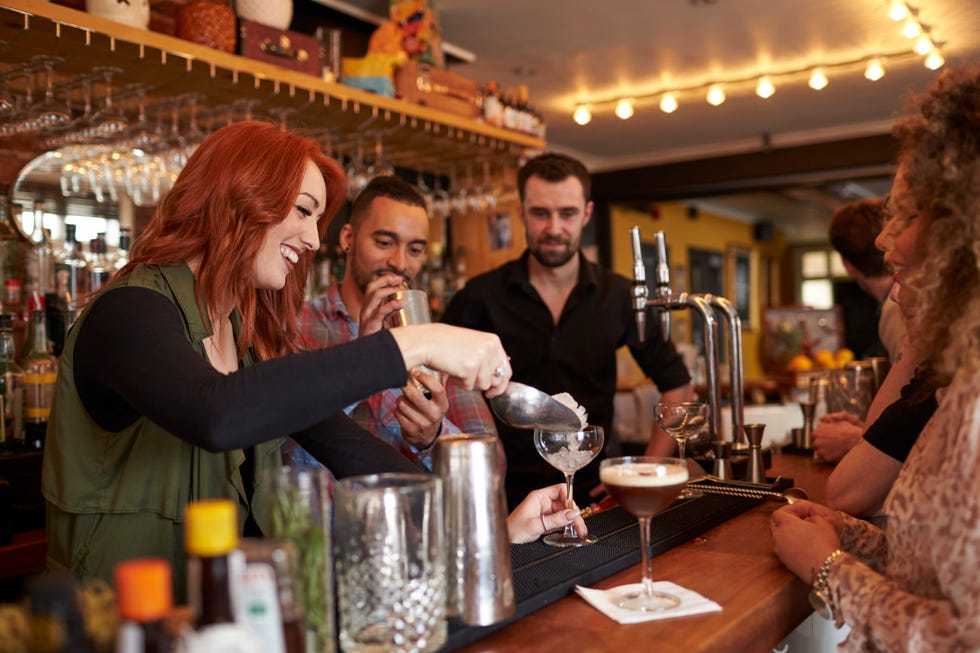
[809,549,845,620]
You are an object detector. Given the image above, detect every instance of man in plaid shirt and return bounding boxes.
[284,176,497,471]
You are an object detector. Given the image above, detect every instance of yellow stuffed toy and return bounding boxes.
[368,0,445,68]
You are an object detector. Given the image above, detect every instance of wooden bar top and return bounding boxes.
[458,453,832,653]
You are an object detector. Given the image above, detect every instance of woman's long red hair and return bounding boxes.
[119,121,346,361]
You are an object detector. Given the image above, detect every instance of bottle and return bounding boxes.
[114,558,175,653]
[239,539,306,653]
[53,222,88,330]
[113,227,132,273]
[483,81,502,127]
[20,294,57,449]
[87,234,111,294]
[183,499,258,652]
[0,192,29,317]
[0,314,23,446]
[25,199,54,303]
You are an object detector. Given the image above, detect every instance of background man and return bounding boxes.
[286,176,497,470]
[442,153,693,509]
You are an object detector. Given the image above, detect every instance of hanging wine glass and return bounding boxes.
[27,55,71,132]
[449,167,469,215]
[0,68,16,121]
[369,132,394,178]
[479,159,499,211]
[430,169,451,220]
[346,139,371,201]
[89,66,128,139]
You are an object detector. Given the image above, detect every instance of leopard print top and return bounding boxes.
[829,366,980,652]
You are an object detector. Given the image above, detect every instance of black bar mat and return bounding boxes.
[444,477,789,651]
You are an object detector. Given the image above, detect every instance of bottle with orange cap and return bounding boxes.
[114,558,175,653]
[182,499,259,653]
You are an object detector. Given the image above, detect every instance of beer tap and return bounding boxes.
[629,227,722,442]
[705,294,746,445]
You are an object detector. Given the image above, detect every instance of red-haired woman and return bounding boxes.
[41,121,511,599]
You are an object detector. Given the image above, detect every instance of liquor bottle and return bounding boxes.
[183,500,258,652]
[87,234,111,294]
[0,313,23,446]
[20,294,57,449]
[114,558,176,653]
[53,222,88,330]
[25,199,54,302]
[0,192,29,317]
[113,226,132,273]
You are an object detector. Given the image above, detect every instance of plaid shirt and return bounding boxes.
[284,284,497,470]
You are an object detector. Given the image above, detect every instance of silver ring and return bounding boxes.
[493,364,507,378]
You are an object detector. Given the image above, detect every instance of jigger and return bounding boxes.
[743,423,767,484]
[711,441,734,481]
[799,401,817,450]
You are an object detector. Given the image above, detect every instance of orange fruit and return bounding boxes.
[835,348,855,366]
[813,349,837,369]
[786,354,814,372]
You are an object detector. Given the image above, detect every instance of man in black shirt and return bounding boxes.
[442,153,693,509]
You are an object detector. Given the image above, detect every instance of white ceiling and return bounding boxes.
[325,0,980,241]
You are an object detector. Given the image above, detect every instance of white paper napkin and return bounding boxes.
[575,582,722,624]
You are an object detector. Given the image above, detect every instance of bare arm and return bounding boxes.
[826,439,903,516]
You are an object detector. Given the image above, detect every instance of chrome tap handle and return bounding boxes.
[653,231,672,341]
[630,226,649,342]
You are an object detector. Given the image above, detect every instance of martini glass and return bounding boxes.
[655,401,707,498]
[599,456,689,611]
[533,425,604,547]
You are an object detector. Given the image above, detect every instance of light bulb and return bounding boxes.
[706,85,725,106]
[808,68,829,91]
[864,59,885,82]
[614,98,634,120]
[902,17,921,39]
[888,0,909,21]
[573,104,592,125]
[755,76,775,99]
[913,36,933,56]
[659,93,678,114]
[924,49,945,70]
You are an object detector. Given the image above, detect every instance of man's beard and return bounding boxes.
[349,257,411,294]
[530,236,578,268]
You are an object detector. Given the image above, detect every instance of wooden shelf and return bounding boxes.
[0,0,543,171]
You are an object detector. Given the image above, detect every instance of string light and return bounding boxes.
[864,59,885,81]
[755,76,775,99]
[614,98,635,120]
[567,0,945,124]
[888,0,910,21]
[808,68,829,90]
[706,85,726,106]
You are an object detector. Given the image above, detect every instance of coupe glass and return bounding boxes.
[533,425,604,547]
[655,401,708,461]
[599,456,689,611]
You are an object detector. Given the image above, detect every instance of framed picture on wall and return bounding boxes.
[726,244,756,331]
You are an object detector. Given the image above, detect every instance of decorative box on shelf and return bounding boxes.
[239,18,320,77]
[394,61,481,119]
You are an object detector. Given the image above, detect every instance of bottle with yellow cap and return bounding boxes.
[114,558,175,653]
[182,499,259,653]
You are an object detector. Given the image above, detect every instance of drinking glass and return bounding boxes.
[335,473,446,653]
[599,456,689,612]
[89,66,128,139]
[27,55,70,132]
[655,401,708,461]
[532,425,604,547]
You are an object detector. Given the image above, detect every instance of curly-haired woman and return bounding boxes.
[41,121,511,598]
[770,62,980,651]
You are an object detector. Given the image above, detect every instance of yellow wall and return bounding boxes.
[610,202,787,381]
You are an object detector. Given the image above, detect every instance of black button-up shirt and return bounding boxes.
[443,251,691,508]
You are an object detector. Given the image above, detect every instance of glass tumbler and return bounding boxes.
[335,473,446,653]
[261,465,335,653]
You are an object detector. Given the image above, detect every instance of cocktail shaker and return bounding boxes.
[382,288,437,399]
[433,434,515,626]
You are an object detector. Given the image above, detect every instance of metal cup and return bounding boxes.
[866,356,891,394]
[433,434,515,626]
[382,289,436,398]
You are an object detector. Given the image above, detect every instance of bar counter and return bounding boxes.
[458,452,832,653]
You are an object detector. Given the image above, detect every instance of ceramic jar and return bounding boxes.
[235,0,293,30]
[85,0,150,30]
[174,1,237,54]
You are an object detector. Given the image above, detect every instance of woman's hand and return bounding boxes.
[388,323,511,397]
[770,500,844,581]
[507,484,587,544]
